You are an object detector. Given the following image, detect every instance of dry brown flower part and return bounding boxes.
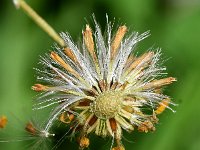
[31,24,176,149]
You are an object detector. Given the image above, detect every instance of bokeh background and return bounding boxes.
[0,0,200,149]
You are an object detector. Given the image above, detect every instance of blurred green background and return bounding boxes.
[0,0,200,149]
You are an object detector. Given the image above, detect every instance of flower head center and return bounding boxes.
[90,91,123,120]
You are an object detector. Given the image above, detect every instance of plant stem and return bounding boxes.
[13,0,65,47]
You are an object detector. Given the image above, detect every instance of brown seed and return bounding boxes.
[109,118,117,132]
[155,98,170,115]
[142,77,177,90]
[79,136,90,148]
[0,116,7,128]
[111,25,127,60]
[84,114,98,134]
[25,122,36,135]
[88,115,98,127]
[59,112,75,124]
[126,51,154,75]
[83,25,97,62]
[50,51,79,78]
[63,47,78,64]
[32,84,48,91]
[78,99,91,106]
[112,145,125,150]
[138,120,155,133]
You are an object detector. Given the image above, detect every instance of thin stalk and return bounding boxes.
[13,0,65,47]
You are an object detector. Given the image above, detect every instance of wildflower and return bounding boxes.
[13,0,176,149]
[32,18,176,149]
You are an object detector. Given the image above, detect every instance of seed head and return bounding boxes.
[32,17,176,149]
[90,91,123,119]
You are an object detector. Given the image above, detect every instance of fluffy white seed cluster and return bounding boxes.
[31,16,176,150]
